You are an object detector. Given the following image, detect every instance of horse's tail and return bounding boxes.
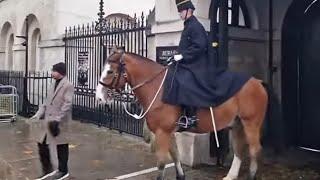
[261,82,286,153]
[230,116,246,156]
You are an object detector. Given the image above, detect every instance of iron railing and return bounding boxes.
[0,70,144,136]
[63,12,149,137]
[0,71,52,115]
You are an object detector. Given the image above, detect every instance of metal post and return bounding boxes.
[22,16,29,116]
[208,0,219,67]
[209,0,230,163]
[218,0,228,71]
[96,0,107,72]
[268,0,275,87]
[95,0,106,126]
[96,0,107,34]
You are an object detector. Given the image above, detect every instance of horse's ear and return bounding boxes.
[111,46,118,54]
[117,46,125,53]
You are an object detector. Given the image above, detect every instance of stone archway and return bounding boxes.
[282,0,320,150]
[0,22,14,70]
[20,14,41,71]
[30,28,41,71]
[6,34,14,70]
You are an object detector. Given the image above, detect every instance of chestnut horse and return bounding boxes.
[96,48,268,180]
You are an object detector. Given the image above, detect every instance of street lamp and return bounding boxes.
[16,15,29,116]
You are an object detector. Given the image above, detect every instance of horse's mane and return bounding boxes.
[126,52,155,63]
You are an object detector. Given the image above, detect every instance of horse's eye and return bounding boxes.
[107,70,113,74]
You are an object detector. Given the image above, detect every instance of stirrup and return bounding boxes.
[177,115,197,129]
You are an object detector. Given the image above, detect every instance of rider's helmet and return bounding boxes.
[176,0,195,12]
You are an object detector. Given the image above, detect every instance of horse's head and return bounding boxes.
[96,46,128,104]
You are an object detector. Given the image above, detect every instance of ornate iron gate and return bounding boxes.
[63,0,149,136]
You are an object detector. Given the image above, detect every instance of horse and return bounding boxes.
[96,47,268,180]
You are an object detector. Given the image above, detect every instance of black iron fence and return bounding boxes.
[0,71,24,113]
[26,72,53,114]
[64,13,148,90]
[0,70,144,136]
[62,12,149,137]
[0,71,52,114]
[72,85,143,137]
[0,10,149,137]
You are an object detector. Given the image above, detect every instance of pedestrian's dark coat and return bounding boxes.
[162,15,250,108]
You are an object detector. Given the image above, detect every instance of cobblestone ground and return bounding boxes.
[0,117,319,180]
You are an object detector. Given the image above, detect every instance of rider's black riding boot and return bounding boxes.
[177,106,197,131]
[185,106,197,118]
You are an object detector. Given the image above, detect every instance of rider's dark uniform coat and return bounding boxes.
[162,15,250,108]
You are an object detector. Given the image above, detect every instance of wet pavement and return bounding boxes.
[129,150,320,180]
[0,117,156,180]
[0,117,319,180]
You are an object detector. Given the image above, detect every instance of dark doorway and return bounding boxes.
[282,0,320,150]
[298,1,320,150]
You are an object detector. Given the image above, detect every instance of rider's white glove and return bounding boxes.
[174,54,183,61]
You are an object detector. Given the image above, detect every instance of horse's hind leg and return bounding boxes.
[242,118,263,180]
[223,118,246,180]
[169,134,185,180]
[155,130,171,180]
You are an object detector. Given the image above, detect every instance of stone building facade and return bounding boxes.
[148,0,320,155]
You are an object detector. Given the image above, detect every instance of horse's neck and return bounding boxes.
[126,54,163,84]
[126,55,164,108]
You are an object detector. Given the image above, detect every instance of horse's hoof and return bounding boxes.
[223,176,236,180]
[246,175,257,180]
[176,174,185,180]
[156,176,163,180]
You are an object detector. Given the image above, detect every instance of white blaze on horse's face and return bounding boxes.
[100,63,111,82]
[95,64,111,104]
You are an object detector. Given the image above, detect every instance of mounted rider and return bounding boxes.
[162,0,250,127]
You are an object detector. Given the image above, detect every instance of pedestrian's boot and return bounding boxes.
[52,144,69,180]
[35,143,57,180]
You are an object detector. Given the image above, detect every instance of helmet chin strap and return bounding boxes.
[184,9,189,20]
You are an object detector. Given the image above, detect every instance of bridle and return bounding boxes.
[99,51,127,91]
[98,50,169,120]
[99,51,167,92]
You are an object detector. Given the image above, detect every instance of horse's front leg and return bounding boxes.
[155,129,172,180]
[169,134,185,180]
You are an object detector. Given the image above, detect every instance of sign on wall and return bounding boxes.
[78,51,89,86]
[156,46,178,65]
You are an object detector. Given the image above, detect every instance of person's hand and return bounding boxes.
[26,114,39,125]
[29,114,39,120]
[48,121,60,137]
[174,54,183,61]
